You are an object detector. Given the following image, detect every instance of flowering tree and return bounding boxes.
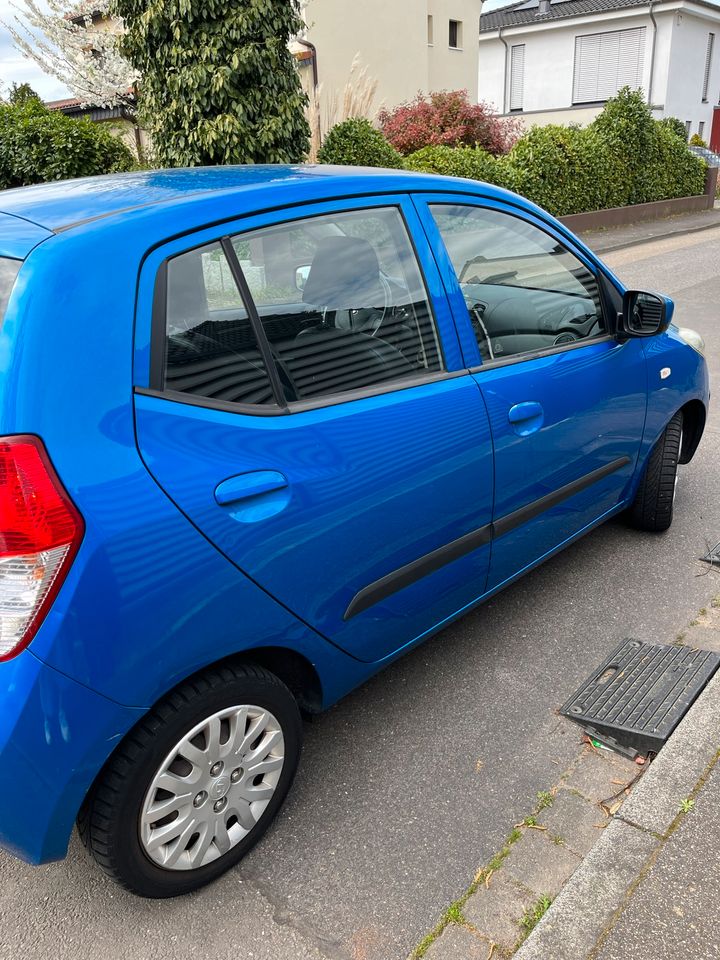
[379,90,521,156]
[5,0,138,113]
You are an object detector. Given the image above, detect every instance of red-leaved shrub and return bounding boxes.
[378,90,521,156]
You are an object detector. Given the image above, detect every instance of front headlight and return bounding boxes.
[676,326,706,357]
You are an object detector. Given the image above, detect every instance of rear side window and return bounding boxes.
[165,242,276,405]
[0,258,20,326]
[163,207,443,408]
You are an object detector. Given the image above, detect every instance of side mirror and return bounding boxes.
[295,264,311,292]
[620,290,673,338]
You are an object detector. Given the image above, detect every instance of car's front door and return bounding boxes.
[415,197,648,590]
[134,198,495,663]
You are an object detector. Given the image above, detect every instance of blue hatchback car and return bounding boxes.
[0,166,708,897]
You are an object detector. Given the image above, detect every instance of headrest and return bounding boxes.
[302,236,385,310]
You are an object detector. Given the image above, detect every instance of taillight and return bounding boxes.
[0,435,84,661]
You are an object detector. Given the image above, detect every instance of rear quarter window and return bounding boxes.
[0,259,20,325]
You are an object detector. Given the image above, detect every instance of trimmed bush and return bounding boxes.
[0,99,134,188]
[378,90,520,156]
[401,88,706,218]
[317,118,403,168]
[403,144,519,192]
[659,116,688,141]
[689,133,707,147]
[503,124,627,215]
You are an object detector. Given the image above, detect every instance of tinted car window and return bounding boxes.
[231,207,443,403]
[430,204,605,363]
[0,258,20,328]
[165,242,276,405]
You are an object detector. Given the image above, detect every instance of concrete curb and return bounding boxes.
[578,215,720,255]
[514,668,720,960]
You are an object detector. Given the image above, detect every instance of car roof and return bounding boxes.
[0,164,523,235]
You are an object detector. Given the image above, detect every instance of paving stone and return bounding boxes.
[513,820,659,960]
[560,747,637,805]
[463,872,533,950]
[424,923,489,959]
[504,831,581,898]
[538,789,607,856]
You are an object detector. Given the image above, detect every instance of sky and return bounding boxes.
[1,0,719,104]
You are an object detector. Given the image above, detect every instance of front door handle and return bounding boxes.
[215,470,288,506]
[508,401,544,436]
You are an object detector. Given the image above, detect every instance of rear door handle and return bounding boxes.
[508,401,544,436]
[215,470,288,506]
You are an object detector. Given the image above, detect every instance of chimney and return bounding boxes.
[537,0,551,14]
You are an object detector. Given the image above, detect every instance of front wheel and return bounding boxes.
[627,411,683,533]
[79,663,302,898]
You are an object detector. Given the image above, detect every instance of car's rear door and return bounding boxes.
[414,195,648,591]
[133,196,495,663]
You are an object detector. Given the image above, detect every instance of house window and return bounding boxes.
[699,121,705,139]
[510,45,525,111]
[572,27,646,104]
[428,15,434,45]
[685,120,692,137]
[702,33,714,102]
[449,20,462,49]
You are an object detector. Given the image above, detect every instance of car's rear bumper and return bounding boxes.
[0,650,143,864]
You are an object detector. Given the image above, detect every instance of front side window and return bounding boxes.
[164,207,442,407]
[430,204,605,363]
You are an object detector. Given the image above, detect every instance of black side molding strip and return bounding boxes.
[343,455,631,621]
[344,523,493,620]
[492,456,631,539]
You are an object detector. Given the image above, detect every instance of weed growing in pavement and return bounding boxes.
[679,798,695,813]
[536,791,554,810]
[552,835,565,845]
[711,597,720,608]
[519,895,553,934]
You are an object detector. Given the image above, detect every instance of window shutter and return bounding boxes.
[510,44,525,111]
[573,27,646,104]
[702,33,714,101]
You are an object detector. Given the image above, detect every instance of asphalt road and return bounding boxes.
[2,226,719,960]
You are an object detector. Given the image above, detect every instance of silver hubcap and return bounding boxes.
[139,705,285,871]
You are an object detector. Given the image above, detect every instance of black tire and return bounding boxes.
[78,663,302,898]
[627,411,683,533]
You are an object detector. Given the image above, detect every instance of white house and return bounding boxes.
[478,0,720,150]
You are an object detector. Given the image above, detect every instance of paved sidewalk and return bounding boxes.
[417,590,720,960]
[574,203,720,254]
[515,602,720,960]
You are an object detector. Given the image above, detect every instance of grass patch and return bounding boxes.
[536,790,554,810]
[551,834,565,845]
[519,895,553,935]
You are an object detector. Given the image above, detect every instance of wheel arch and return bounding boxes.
[678,399,706,464]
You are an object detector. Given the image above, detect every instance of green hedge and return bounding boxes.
[0,99,135,189]
[317,117,403,168]
[403,89,706,217]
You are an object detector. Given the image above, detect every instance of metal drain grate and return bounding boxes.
[700,542,720,566]
[560,638,720,759]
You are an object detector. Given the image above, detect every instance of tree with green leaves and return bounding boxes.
[7,83,42,106]
[112,0,310,167]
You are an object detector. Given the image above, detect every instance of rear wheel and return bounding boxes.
[627,411,683,533]
[79,663,302,898]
